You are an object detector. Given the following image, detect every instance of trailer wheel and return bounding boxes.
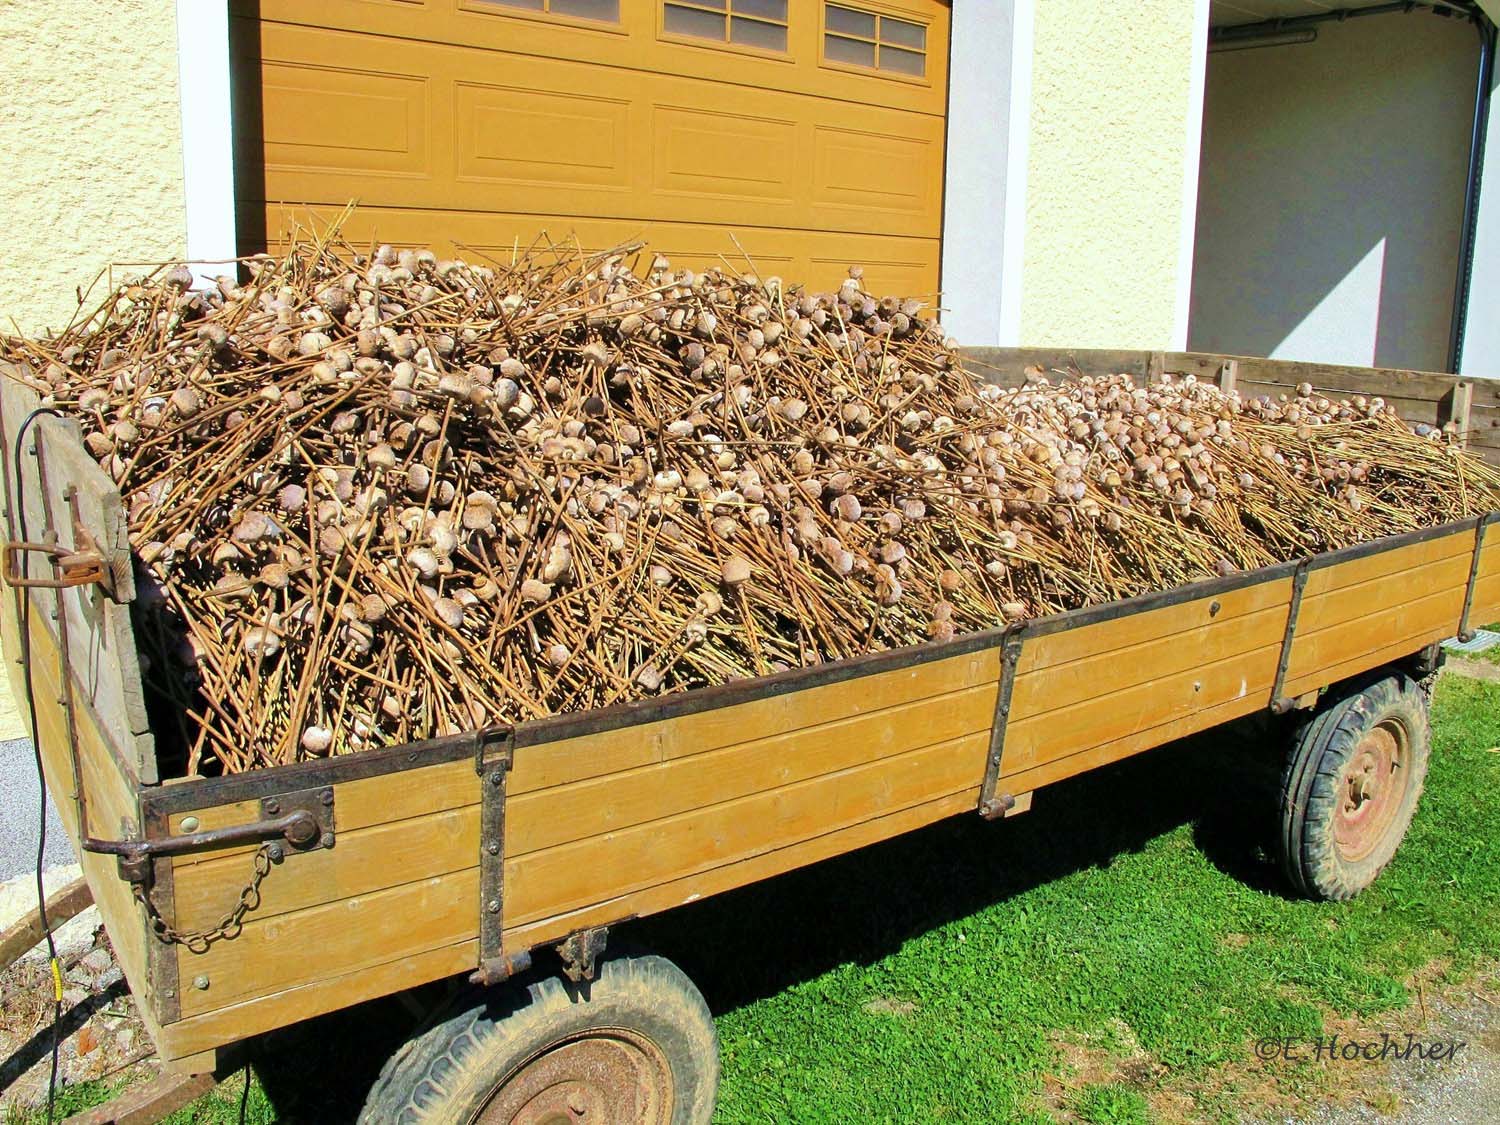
[1277,672,1429,901]
[360,952,718,1125]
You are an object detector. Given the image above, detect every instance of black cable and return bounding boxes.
[238,1060,252,1123]
[10,407,65,1123]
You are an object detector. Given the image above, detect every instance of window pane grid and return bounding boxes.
[483,0,621,20]
[823,4,926,77]
[665,0,788,49]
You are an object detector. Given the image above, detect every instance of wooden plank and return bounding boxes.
[1001,643,1282,775]
[1466,570,1500,626]
[1015,578,1290,678]
[1299,531,1471,603]
[505,730,989,929]
[165,754,476,847]
[172,803,478,932]
[503,789,977,951]
[997,689,1272,796]
[18,612,162,1042]
[508,681,996,857]
[1448,380,1475,444]
[1012,603,1286,718]
[1176,353,1467,403]
[1281,583,1466,699]
[1296,550,1471,638]
[177,867,482,1016]
[959,348,1154,386]
[60,1071,217,1125]
[156,939,477,1061]
[0,876,93,972]
[510,647,998,795]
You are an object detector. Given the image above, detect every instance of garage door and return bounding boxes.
[231,0,950,299]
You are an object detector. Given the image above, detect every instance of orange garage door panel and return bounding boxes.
[233,0,950,298]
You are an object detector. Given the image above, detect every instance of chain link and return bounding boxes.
[135,843,277,953]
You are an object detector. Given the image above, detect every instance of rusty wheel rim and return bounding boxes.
[472,1028,672,1125]
[1333,720,1410,864]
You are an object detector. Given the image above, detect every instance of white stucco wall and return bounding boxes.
[1188,12,1478,372]
[1019,0,1207,350]
[1460,55,1500,379]
[0,0,189,336]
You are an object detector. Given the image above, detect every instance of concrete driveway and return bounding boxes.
[0,737,74,884]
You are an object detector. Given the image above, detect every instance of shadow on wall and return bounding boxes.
[1187,12,1478,372]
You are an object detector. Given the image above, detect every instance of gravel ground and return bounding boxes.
[1263,981,1500,1125]
[0,737,74,885]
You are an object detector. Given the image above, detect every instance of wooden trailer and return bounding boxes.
[3,357,1498,1122]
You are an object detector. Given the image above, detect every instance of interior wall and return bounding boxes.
[1187,12,1478,372]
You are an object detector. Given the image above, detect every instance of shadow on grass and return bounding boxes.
[244,715,1293,1119]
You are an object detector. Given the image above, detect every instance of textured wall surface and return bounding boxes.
[1190,14,1476,373]
[1021,0,1202,349]
[0,0,187,336]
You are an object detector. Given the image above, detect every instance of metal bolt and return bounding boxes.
[265,798,280,816]
[486,898,501,913]
[1209,600,1222,616]
[164,988,175,998]
[320,831,335,848]
[180,815,200,833]
[489,770,504,787]
[193,974,210,991]
[320,787,334,805]
[486,840,500,855]
[267,842,285,862]
[1193,680,1202,692]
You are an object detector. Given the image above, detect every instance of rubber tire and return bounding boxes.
[359,953,719,1124]
[1277,672,1430,901]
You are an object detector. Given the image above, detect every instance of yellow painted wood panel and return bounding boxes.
[1013,578,1291,677]
[1010,603,1287,717]
[1299,531,1470,603]
[178,868,481,1017]
[508,681,995,857]
[997,689,1273,797]
[505,730,989,928]
[245,1,950,118]
[510,647,998,794]
[503,789,976,950]
[241,0,949,299]
[17,611,162,1042]
[172,803,478,932]
[1281,583,1466,699]
[158,940,477,1062]
[1296,550,1471,638]
[1001,643,1282,776]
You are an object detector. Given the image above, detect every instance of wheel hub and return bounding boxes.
[1333,721,1410,863]
[475,1030,671,1125]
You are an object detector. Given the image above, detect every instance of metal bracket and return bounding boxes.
[87,785,335,885]
[557,926,609,984]
[2,485,114,595]
[1269,560,1312,714]
[979,629,1024,819]
[473,726,517,987]
[1457,513,1493,642]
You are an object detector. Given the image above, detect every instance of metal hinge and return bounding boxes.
[1269,560,1312,715]
[472,726,521,987]
[979,629,1024,819]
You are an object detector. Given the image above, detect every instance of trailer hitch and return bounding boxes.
[84,787,336,886]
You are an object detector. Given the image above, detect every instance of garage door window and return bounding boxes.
[663,0,789,53]
[824,4,926,76]
[479,0,621,23]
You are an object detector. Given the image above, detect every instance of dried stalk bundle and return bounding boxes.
[4,230,1498,776]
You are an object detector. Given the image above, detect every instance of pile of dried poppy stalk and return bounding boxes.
[4,231,1498,776]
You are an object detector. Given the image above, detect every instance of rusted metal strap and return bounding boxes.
[979,629,1024,819]
[1457,513,1495,642]
[474,727,524,987]
[1269,559,1312,714]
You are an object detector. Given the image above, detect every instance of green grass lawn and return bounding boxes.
[7,674,1500,1123]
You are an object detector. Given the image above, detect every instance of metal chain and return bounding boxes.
[134,843,276,953]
